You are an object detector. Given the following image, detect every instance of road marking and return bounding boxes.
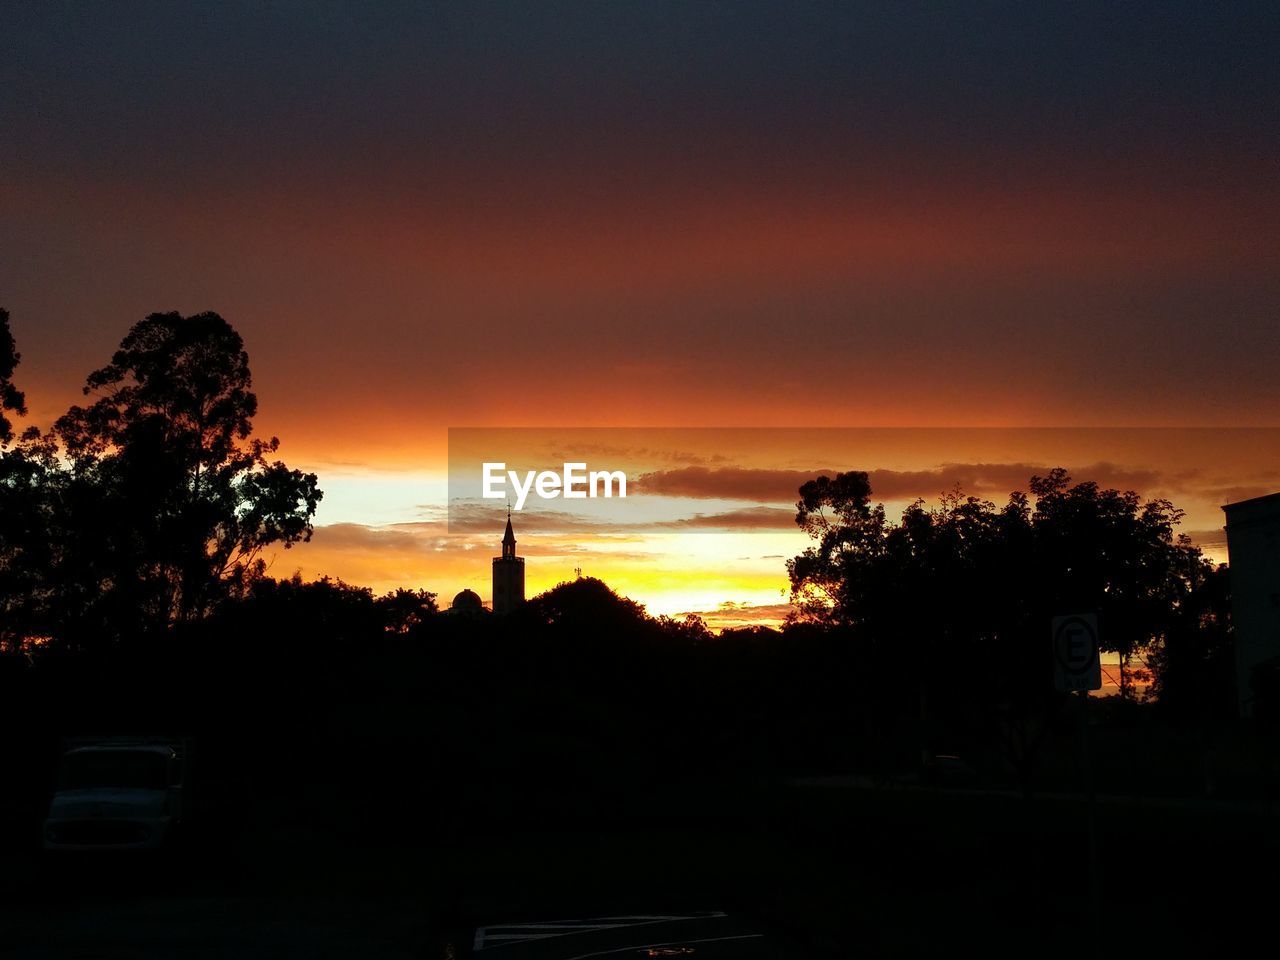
[563,933,766,959]
[473,914,728,951]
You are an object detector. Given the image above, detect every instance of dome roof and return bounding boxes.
[450,588,484,613]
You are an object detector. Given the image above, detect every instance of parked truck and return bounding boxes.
[44,736,191,852]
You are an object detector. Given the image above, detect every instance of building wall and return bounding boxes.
[492,558,525,615]
[1224,492,1280,716]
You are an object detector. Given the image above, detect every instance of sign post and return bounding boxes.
[1052,612,1102,942]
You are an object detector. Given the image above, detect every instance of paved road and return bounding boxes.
[1,901,809,959]
[1,895,438,959]
[469,911,804,958]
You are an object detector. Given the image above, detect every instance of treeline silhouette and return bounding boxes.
[0,309,1256,856]
[787,468,1238,782]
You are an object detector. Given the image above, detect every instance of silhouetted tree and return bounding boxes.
[790,468,1202,682]
[0,312,47,654]
[378,587,440,635]
[234,574,382,654]
[787,468,1209,781]
[0,308,25,446]
[656,612,713,644]
[45,312,322,638]
[0,432,60,653]
[1026,468,1195,695]
[1146,562,1233,720]
[717,625,784,644]
[787,470,885,625]
[519,576,649,634]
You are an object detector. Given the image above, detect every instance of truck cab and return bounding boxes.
[44,737,189,852]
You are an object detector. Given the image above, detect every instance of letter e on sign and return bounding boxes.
[1052,613,1102,692]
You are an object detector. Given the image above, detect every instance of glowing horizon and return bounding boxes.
[234,427,1275,628]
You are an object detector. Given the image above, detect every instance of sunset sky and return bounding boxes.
[3,2,1278,624]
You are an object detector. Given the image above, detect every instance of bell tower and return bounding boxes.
[492,508,525,614]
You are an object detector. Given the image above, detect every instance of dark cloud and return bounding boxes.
[305,522,443,553]
[445,500,798,534]
[4,2,1279,443]
[541,442,729,467]
[635,462,1169,503]
[308,519,659,561]
[634,467,832,501]
[444,503,615,536]
[1200,485,1280,507]
[653,506,797,531]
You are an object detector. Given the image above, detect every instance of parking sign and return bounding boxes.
[1052,613,1102,692]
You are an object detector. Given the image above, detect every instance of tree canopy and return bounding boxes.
[786,467,1227,769]
[0,308,27,445]
[789,467,1204,670]
[0,311,322,651]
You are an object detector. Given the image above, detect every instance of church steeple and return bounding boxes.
[492,508,525,614]
[502,507,516,559]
